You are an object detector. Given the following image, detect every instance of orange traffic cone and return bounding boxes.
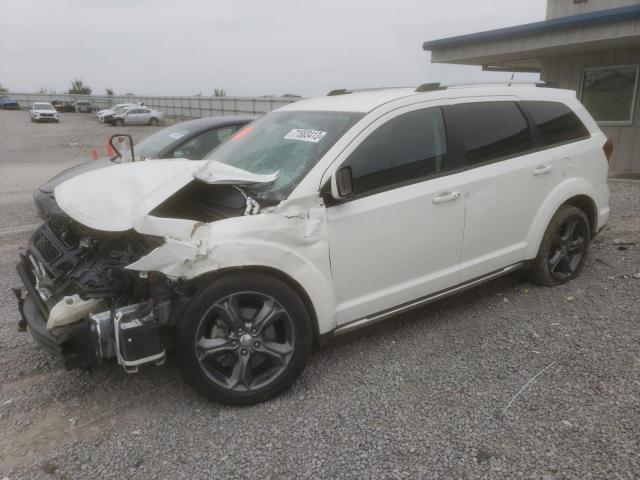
[91,147,98,160]
[106,137,114,156]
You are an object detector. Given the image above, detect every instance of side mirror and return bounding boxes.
[109,134,135,161]
[332,165,354,199]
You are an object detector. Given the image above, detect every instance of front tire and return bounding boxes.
[525,205,590,286]
[114,118,123,127]
[176,272,313,405]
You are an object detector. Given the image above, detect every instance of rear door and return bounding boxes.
[326,104,466,325]
[446,100,560,281]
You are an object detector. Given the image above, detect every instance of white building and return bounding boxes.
[423,0,640,177]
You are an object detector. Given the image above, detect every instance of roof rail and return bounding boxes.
[327,89,350,96]
[414,80,555,92]
[326,86,412,96]
[415,82,445,92]
[329,81,558,97]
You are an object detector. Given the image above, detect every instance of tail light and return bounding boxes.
[603,138,614,163]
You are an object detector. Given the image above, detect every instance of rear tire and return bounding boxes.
[176,272,312,405]
[525,205,590,286]
[149,117,159,126]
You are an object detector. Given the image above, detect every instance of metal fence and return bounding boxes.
[5,92,301,119]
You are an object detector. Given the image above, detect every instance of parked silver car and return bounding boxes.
[106,106,164,126]
[96,103,137,123]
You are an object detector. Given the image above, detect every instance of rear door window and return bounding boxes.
[448,102,534,165]
[522,101,590,147]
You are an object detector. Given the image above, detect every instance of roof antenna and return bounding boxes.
[508,72,516,87]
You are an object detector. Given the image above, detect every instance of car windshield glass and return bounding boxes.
[203,110,363,202]
[34,103,54,110]
[134,124,200,159]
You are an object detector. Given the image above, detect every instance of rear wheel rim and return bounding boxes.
[548,216,588,281]
[194,292,295,393]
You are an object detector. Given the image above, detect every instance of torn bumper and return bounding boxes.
[15,259,100,370]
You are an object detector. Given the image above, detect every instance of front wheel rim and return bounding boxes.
[548,216,588,281]
[194,292,295,393]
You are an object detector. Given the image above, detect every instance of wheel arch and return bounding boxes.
[563,194,597,237]
[525,178,598,259]
[188,265,323,348]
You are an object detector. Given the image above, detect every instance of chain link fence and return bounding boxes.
[5,92,301,119]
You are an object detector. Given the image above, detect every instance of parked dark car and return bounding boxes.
[51,100,75,112]
[0,96,20,110]
[75,101,94,113]
[34,115,253,218]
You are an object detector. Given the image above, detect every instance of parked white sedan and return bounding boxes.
[106,106,164,126]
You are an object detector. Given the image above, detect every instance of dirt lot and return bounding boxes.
[1,109,639,479]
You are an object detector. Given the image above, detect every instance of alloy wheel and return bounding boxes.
[547,216,588,281]
[194,292,295,392]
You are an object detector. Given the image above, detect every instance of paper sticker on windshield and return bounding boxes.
[284,129,327,143]
[168,132,185,139]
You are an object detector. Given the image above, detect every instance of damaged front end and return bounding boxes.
[15,214,173,371]
[15,159,280,372]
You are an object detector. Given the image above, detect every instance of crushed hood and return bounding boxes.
[55,159,277,232]
[40,158,113,193]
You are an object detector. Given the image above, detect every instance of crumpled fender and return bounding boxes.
[126,201,338,334]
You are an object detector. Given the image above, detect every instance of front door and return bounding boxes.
[326,105,465,325]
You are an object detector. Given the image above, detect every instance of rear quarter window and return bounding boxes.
[522,101,590,147]
[448,102,534,166]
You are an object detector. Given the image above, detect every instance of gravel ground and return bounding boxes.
[1,110,639,479]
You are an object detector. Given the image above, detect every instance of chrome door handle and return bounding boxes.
[533,165,553,176]
[432,191,461,204]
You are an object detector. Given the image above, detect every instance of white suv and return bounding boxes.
[15,84,610,405]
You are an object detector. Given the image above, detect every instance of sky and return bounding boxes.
[0,0,547,98]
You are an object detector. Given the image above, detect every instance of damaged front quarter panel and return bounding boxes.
[53,158,338,334]
[126,196,338,334]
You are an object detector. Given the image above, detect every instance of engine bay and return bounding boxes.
[16,214,177,371]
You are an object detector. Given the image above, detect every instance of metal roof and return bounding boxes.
[423,4,640,51]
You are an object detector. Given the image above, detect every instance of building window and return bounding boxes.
[581,65,639,125]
